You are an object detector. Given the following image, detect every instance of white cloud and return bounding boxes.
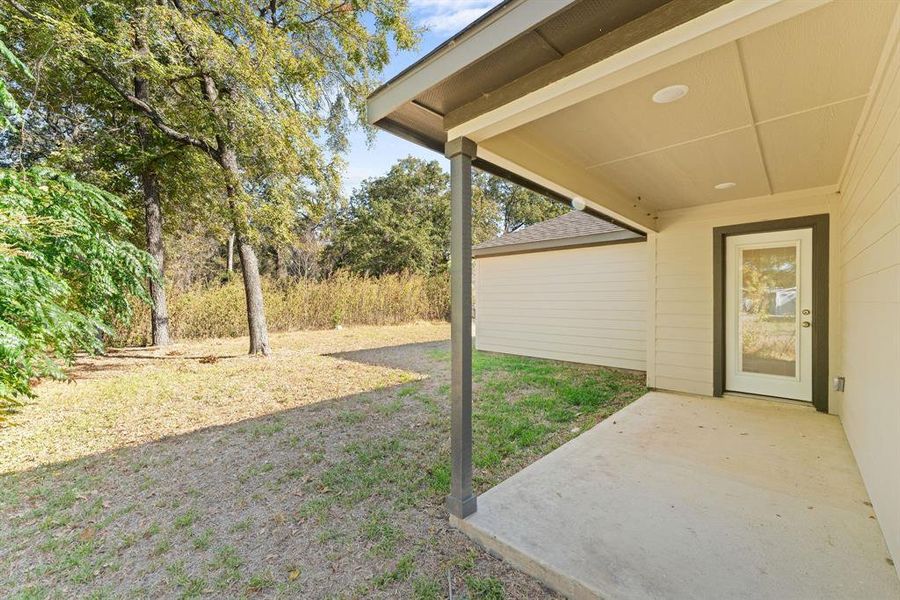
[411,0,501,35]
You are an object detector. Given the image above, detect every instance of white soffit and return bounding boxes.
[758,96,868,193]
[591,127,771,211]
[520,43,753,167]
[487,0,899,211]
[738,1,896,121]
[446,0,831,142]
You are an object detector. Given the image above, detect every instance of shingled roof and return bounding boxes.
[473,210,643,257]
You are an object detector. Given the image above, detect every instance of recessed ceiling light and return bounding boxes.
[714,182,737,190]
[652,84,689,104]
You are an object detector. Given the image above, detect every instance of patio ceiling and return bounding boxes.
[479,0,898,213]
[370,0,900,232]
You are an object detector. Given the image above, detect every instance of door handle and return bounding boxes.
[802,321,811,328]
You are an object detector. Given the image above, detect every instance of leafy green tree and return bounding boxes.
[20,71,197,346]
[474,171,567,233]
[0,31,155,415]
[325,157,500,276]
[0,26,22,132]
[325,158,450,276]
[5,0,416,355]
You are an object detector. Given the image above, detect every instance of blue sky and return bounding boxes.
[342,0,501,196]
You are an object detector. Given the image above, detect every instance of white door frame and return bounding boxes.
[725,229,813,401]
[713,215,830,413]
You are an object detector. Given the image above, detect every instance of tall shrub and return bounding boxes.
[0,30,155,415]
[0,169,155,413]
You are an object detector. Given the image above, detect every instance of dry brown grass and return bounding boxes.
[0,323,645,599]
[115,273,449,346]
[2,323,448,473]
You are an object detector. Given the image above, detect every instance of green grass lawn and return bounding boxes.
[426,349,646,494]
[0,325,646,599]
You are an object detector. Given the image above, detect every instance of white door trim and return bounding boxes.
[725,229,813,401]
[713,214,829,412]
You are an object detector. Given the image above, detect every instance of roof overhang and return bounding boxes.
[443,0,829,143]
[368,0,900,234]
[368,0,569,129]
[368,0,698,232]
[368,0,731,149]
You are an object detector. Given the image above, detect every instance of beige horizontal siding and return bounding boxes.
[652,191,839,397]
[836,26,900,578]
[474,242,647,371]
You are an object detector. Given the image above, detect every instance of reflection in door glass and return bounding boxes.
[740,245,797,377]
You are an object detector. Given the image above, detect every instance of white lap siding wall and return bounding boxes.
[474,241,647,371]
[836,29,900,578]
[650,190,842,398]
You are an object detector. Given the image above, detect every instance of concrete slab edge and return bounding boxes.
[450,514,603,600]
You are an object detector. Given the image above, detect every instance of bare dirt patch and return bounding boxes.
[0,323,645,599]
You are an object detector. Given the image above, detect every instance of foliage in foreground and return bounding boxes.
[114,273,449,345]
[0,31,154,415]
[0,168,156,414]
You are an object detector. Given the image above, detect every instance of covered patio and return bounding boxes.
[453,391,899,599]
[368,0,900,597]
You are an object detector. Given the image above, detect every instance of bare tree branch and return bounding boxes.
[7,0,218,158]
[76,56,219,159]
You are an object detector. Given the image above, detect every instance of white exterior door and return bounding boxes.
[725,229,813,401]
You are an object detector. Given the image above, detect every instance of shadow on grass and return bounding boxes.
[48,350,248,382]
[99,353,244,361]
[333,343,648,493]
[2,339,644,600]
[326,339,448,370]
[1,340,458,599]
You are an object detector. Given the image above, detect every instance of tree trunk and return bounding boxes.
[134,60,170,346]
[235,231,270,355]
[227,232,235,273]
[141,167,171,346]
[195,72,268,355]
[219,145,270,355]
[275,246,289,279]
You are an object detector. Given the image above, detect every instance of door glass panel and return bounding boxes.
[740,245,797,377]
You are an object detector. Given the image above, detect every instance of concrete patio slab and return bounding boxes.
[452,392,900,600]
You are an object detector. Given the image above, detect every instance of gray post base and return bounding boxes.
[447,493,478,519]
